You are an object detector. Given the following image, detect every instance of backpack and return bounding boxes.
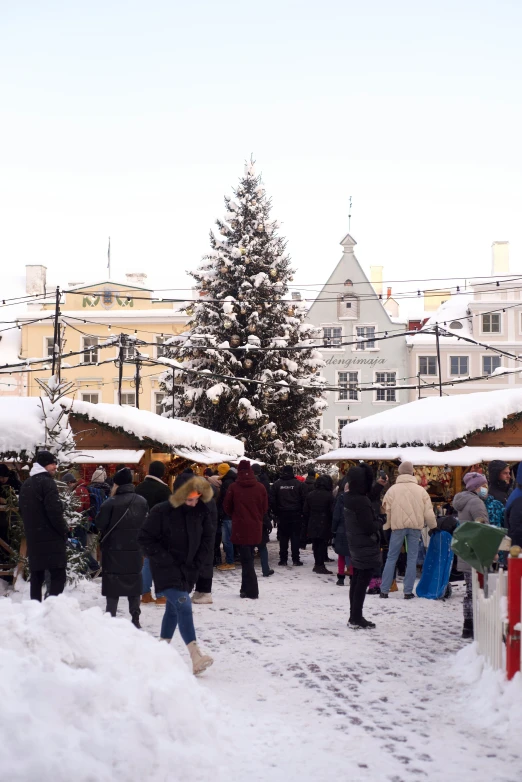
[484,495,505,528]
[88,485,107,530]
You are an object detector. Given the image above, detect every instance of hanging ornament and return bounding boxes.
[230,334,241,347]
[270,428,277,438]
[243,358,253,369]
[240,306,247,314]
[244,257,250,265]
[238,292,244,300]
[184,398,193,408]
[288,276,294,281]
[263,388,272,398]
[220,227,227,235]
[287,306,294,316]
[257,224,264,232]
[248,324,257,333]
[240,247,246,255]
[212,397,220,405]
[231,220,238,228]
[220,265,228,273]
[279,390,289,401]
[261,429,269,438]
[270,269,277,278]
[296,386,305,395]
[300,430,309,441]
[185,306,195,316]
[247,417,256,425]
[223,319,232,329]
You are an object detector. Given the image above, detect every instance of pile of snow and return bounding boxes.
[0,596,224,781]
[450,643,522,743]
[406,293,473,345]
[341,388,522,447]
[64,398,244,459]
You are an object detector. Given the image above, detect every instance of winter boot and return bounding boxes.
[367,586,380,595]
[141,592,155,604]
[292,559,304,567]
[188,641,214,675]
[192,591,213,605]
[313,565,333,575]
[336,574,345,586]
[379,592,389,599]
[462,619,474,639]
[390,579,399,593]
[263,569,275,577]
[216,563,236,571]
[131,613,141,630]
[155,596,167,606]
[278,560,288,566]
[348,617,376,630]
[404,593,415,600]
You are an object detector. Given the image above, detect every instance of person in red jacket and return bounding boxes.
[223,460,268,599]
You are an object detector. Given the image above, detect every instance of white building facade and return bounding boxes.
[306,234,408,444]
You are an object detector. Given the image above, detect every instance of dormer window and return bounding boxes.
[338,292,359,320]
[344,279,353,286]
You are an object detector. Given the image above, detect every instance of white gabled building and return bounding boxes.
[306,233,408,444]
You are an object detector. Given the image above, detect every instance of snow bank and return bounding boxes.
[341,388,522,447]
[450,643,522,743]
[0,596,224,782]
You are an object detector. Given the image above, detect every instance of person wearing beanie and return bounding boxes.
[135,461,171,605]
[139,474,215,674]
[95,467,148,628]
[272,464,305,566]
[223,460,268,598]
[216,465,237,571]
[251,464,275,577]
[19,452,68,601]
[380,462,436,600]
[453,471,490,639]
[304,474,335,575]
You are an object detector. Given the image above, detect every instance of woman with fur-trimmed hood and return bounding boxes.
[138,473,215,674]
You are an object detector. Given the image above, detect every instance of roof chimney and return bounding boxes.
[25,265,47,296]
[125,273,148,288]
[370,266,383,296]
[492,242,509,275]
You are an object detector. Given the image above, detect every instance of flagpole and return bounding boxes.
[108,237,111,279]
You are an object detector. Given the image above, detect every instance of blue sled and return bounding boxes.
[416,530,454,600]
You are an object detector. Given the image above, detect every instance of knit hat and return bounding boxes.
[35,450,58,467]
[463,471,488,492]
[237,459,254,479]
[62,472,79,484]
[91,467,107,483]
[148,460,166,479]
[113,467,133,486]
[281,465,294,479]
[251,463,261,475]
[217,463,231,477]
[0,464,10,477]
[398,461,414,476]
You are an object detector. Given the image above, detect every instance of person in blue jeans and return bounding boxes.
[216,464,237,571]
[380,461,436,599]
[138,472,215,675]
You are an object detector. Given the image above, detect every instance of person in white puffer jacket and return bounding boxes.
[380,461,436,599]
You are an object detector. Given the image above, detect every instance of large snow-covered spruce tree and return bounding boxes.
[160,160,334,466]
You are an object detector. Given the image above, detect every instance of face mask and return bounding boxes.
[478,487,488,499]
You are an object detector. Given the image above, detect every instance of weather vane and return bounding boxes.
[348,196,352,232]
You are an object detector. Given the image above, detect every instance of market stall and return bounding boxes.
[319,388,522,505]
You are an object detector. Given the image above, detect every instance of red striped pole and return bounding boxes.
[506,547,522,681]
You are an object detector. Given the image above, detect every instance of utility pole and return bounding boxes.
[134,354,141,409]
[348,196,352,232]
[51,286,61,380]
[435,324,443,397]
[117,334,125,405]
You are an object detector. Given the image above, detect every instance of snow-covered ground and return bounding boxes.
[3,539,522,782]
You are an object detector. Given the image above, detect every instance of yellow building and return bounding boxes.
[17,271,187,412]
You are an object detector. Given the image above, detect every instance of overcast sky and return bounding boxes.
[2,1,521,313]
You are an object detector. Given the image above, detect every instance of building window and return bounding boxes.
[337,418,359,445]
[323,327,342,348]
[156,337,168,358]
[338,294,359,320]
[338,372,358,401]
[82,337,99,364]
[355,326,376,350]
[81,392,99,404]
[450,356,469,375]
[154,392,165,415]
[419,356,437,375]
[45,336,55,358]
[482,313,501,333]
[122,343,136,361]
[483,355,502,375]
[375,371,397,402]
[120,392,136,407]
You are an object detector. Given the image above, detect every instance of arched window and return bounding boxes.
[344,279,353,286]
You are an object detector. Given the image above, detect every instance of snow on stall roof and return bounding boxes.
[70,449,145,464]
[318,445,522,465]
[0,397,46,456]
[340,388,522,447]
[64,399,244,459]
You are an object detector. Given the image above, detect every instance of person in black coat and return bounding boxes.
[272,465,305,566]
[332,476,350,586]
[18,450,68,602]
[344,463,381,629]
[138,474,215,675]
[135,460,171,604]
[252,464,274,577]
[192,474,220,603]
[96,468,148,628]
[304,474,335,575]
[216,464,237,569]
[488,460,512,505]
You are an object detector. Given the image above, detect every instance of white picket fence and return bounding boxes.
[472,569,507,671]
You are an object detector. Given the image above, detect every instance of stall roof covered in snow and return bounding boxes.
[64,399,244,461]
[340,388,522,448]
[0,397,48,458]
[318,445,522,466]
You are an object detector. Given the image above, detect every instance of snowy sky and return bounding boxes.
[2,1,522,312]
